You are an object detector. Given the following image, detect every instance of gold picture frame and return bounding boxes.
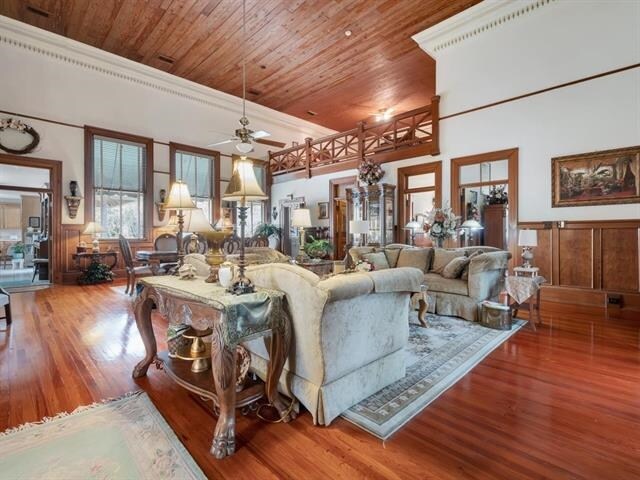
[318,201,329,219]
[551,146,640,207]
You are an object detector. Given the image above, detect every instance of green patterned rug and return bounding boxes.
[342,314,525,439]
[0,391,205,479]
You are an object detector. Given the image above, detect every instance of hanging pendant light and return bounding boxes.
[235,0,253,154]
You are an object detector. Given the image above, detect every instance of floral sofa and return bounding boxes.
[348,244,511,322]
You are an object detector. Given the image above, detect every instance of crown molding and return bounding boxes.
[0,15,334,139]
[413,0,556,58]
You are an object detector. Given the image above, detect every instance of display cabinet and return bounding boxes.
[346,183,396,246]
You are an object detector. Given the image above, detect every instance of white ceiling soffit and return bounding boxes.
[412,0,556,58]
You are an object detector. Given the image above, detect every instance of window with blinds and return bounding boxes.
[93,136,147,239]
[174,150,215,222]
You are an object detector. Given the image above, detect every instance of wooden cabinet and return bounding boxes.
[0,204,21,229]
[483,204,508,249]
[346,183,396,246]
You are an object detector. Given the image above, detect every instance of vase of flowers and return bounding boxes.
[425,205,461,248]
[487,185,508,204]
[358,159,385,186]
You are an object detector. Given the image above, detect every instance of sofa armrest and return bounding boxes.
[317,273,374,302]
[366,267,423,293]
[467,251,511,300]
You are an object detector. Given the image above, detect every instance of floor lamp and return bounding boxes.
[164,180,197,270]
[222,156,267,295]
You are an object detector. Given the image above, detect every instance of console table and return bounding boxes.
[132,276,295,459]
[72,251,118,271]
[135,250,178,275]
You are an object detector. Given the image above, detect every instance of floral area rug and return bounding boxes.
[0,391,205,479]
[342,314,525,439]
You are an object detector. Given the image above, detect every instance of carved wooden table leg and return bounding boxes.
[132,294,158,378]
[417,286,429,327]
[266,313,296,422]
[210,321,238,459]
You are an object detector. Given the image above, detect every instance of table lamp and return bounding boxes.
[291,208,312,255]
[222,156,268,294]
[182,208,214,253]
[83,221,104,252]
[460,219,484,247]
[349,219,369,247]
[518,229,538,268]
[164,180,197,269]
[404,220,421,246]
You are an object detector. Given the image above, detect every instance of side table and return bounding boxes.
[505,274,544,331]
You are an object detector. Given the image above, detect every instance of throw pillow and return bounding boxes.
[396,248,431,272]
[460,250,482,280]
[431,248,465,274]
[441,256,471,279]
[362,252,390,271]
[384,248,402,268]
[349,246,376,265]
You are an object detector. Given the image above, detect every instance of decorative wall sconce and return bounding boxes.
[156,188,168,222]
[64,180,82,219]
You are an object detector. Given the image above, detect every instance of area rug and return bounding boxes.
[3,284,51,293]
[342,314,525,439]
[0,391,205,480]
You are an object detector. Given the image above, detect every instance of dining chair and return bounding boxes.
[222,235,242,255]
[119,235,153,296]
[154,233,178,252]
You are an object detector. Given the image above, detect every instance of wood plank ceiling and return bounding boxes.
[0,0,479,131]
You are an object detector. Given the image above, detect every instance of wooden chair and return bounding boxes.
[154,233,178,252]
[119,235,153,296]
[32,258,49,282]
[248,235,268,247]
[0,287,11,325]
[222,235,242,255]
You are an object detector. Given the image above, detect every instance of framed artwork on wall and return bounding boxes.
[28,216,41,228]
[552,146,640,207]
[318,201,329,219]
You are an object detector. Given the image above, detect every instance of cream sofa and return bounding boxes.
[244,263,424,425]
[348,244,510,322]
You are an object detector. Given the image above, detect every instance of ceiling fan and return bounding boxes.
[205,0,286,153]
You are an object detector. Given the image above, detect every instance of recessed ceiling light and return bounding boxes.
[157,54,175,64]
[344,30,352,37]
[26,5,51,17]
[307,110,318,116]
[375,108,394,122]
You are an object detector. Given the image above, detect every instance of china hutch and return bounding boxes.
[345,183,396,246]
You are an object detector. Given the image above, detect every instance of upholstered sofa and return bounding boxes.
[348,244,510,322]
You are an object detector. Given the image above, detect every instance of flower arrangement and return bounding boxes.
[0,118,28,132]
[355,259,374,272]
[487,185,508,205]
[424,205,461,247]
[358,159,385,185]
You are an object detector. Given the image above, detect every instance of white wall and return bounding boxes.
[272,0,640,227]
[0,16,334,225]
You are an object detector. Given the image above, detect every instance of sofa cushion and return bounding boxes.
[396,248,432,272]
[317,272,374,302]
[460,250,482,280]
[349,246,377,265]
[441,256,470,279]
[383,248,402,268]
[424,273,469,296]
[362,252,389,270]
[431,248,465,274]
[366,267,423,293]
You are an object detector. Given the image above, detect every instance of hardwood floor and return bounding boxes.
[1,283,639,479]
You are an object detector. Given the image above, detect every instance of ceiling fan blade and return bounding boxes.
[255,138,286,148]
[207,139,236,147]
[251,130,271,139]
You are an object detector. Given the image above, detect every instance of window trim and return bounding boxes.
[84,126,154,241]
[169,142,221,222]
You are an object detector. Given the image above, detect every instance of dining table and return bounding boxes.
[135,250,179,275]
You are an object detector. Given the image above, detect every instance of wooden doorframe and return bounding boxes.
[329,175,357,258]
[397,161,442,243]
[451,148,519,263]
[0,153,63,284]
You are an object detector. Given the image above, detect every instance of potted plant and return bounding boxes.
[11,242,25,259]
[255,223,283,249]
[304,236,333,260]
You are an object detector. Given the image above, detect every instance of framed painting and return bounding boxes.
[552,146,640,207]
[318,201,329,219]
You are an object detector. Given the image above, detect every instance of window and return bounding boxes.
[91,134,149,239]
[170,144,219,223]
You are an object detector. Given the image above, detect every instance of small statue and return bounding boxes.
[69,180,79,197]
[159,189,166,203]
[178,263,197,279]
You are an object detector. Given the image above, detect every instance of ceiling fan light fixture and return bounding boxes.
[236,141,254,153]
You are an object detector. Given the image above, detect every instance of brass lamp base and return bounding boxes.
[228,277,255,295]
[177,327,213,373]
[203,230,231,283]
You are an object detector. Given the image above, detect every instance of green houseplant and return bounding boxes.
[304,236,333,259]
[11,242,25,259]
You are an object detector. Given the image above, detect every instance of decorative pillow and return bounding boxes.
[362,252,390,271]
[383,248,402,268]
[441,256,471,279]
[460,250,482,280]
[349,246,376,265]
[431,249,465,274]
[396,248,431,272]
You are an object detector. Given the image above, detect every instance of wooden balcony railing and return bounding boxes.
[269,96,440,180]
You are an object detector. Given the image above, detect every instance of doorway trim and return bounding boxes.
[397,161,442,244]
[329,175,357,259]
[0,153,63,284]
[451,148,519,264]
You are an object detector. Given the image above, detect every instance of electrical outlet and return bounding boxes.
[607,294,623,307]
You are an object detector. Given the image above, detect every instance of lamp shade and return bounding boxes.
[518,229,538,247]
[182,208,214,233]
[349,220,370,234]
[404,220,421,230]
[291,208,312,228]
[461,219,484,230]
[83,221,104,236]
[164,181,197,210]
[222,157,268,203]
